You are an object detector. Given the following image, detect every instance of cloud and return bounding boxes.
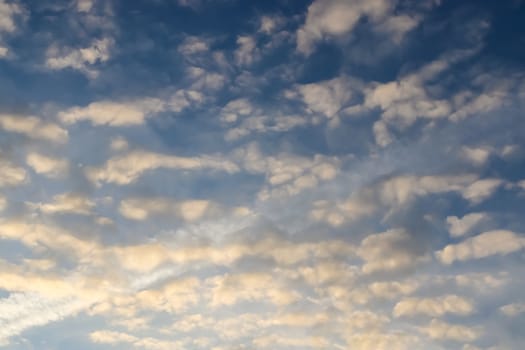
[295,76,356,118]
[26,152,69,178]
[235,142,339,200]
[45,38,114,78]
[0,0,24,57]
[0,196,6,211]
[500,302,525,317]
[59,90,203,126]
[0,219,99,260]
[461,178,504,205]
[119,197,215,222]
[0,156,27,187]
[461,146,492,166]
[357,229,429,274]
[419,319,480,342]
[235,35,259,66]
[206,272,300,307]
[85,149,239,186]
[446,212,487,237]
[26,192,95,215]
[436,230,525,264]
[0,293,91,346]
[297,0,392,54]
[312,173,480,226]
[0,114,68,144]
[90,330,183,350]
[344,331,421,350]
[393,295,475,317]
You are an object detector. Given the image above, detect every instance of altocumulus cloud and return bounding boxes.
[0,0,524,349]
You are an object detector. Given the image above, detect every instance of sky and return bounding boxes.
[0,0,525,349]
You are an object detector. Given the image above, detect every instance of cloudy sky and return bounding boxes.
[1,0,525,349]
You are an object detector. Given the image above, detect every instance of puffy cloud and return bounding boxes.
[461,146,492,166]
[393,295,475,317]
[0,196,6,211]
[90,330,183,350]
[436,230,525,264]
[253,334,329,348]
[85,149,239,186]
[460,178,503,205]
[109,136,129,152]
[27,192,94,215]
[0,293,91,346]
[178,36,209,56]
[367,280,420,299]
[311,174,480,226]
[220,98,255,123]
[297,0,392,54]
[455,272,509,291]
[446,212,487,237]
[295,76,356,118]
[0,156,27,187]
[377,174,476,206]
[500,302,525,317]
[0,114,68,144]
[119,197,213,222]
[420,319,480,342]
[225,114,309,141]
[59,90,204,126]
[45,38,114,78]
[0,219,99,260]
[206,272,300,307]
[344,331,422,350]
[235,35,259,66]
[357,229,429,274]
[26,152,69,178]
[235,142,339,199]
[0,0,24,57]
[0,0,23,33]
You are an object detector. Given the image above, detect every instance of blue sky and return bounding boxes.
[0,0,525,349]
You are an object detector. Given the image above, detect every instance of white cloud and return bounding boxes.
[220,98,255,123]
[0,0,24,58]
[119,197,213,222]
[357,229,428,274]
[206,272,300,307]
[85,150,239,186]
[76,0,94,13]
[344,331,422,350]
[0,156,27,187]
[446,212,487,237]
[27,192,94,215]
[0,114,68,144]
[178,36,209,55]
[0,293,91,346]
[461,146,492,166]
[59,90,203,126]
[235,142,339,200]
[297,0,392,54]
[420,319,480,342]
[500,302,525,317]
[295,76,356,118]
[45,38,114,78]
[0,0,23,33]
[225,114,309,141]
[461,178,503,204]
[259,15,284,35]
[109,136,129,152]
[26,152,69,178]
[235,35,259,66]
[393,295,475,317]
[436,230,525,264]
